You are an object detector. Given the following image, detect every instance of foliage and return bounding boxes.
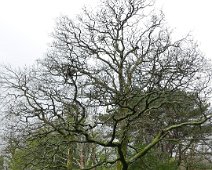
[0,155,4,170]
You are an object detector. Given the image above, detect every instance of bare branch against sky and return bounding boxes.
[0,0,211,66]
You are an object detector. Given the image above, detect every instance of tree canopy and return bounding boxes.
[0,0,212,170]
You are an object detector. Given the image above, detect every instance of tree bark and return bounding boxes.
[67,145,73,170]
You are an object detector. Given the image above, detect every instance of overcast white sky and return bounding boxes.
[0,0,212,67]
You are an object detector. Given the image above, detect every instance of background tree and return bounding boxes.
[0,155,4,170]
[0,0,212,169]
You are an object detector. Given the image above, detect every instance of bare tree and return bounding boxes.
[1,0,212,169]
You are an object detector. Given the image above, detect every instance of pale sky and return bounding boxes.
[0,0,212,67]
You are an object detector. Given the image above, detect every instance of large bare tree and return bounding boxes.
[1,0,212,169]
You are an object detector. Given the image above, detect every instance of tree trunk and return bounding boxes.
[79,144,85,169]
[67,145,73,170]
[117,137,128,170]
